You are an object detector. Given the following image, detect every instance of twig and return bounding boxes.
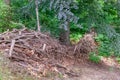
[42,44,46,51]
[73,45,77,54]
[0,40,11,44]
[9,40,15,57]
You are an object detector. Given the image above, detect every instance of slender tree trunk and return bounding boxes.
[35,0,40,32]
[59,22,71,45]
[4,0,10,5]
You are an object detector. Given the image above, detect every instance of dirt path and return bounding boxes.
[41,62,120,80]
[71,64,120,80]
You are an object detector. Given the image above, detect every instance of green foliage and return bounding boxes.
[70,33,82,44]
[11,0,60,34]
[0,0,11,32]
[11,0,35,29]
[0,0,23,32]
[0,74,2,80]
[98,43,113,57]
[96,24,120,56]
[49,0,79,31]
[95,34,113,57]
[89,52,101,63]
[94,34,105,42]
[70,23,86,44]
[116,57,120,64]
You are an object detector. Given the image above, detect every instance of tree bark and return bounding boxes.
[35,0,41,32]
[59,22,71,45]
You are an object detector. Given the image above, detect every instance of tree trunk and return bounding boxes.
[4,0,10,5]
[35,0,41,32]
[59,22,71,45]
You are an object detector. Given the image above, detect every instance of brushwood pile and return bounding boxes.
[0,28,97,77]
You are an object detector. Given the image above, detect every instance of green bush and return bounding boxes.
[0,0,12,32]
[94,34,113,57]
[116,57,120,64]
[89,52,101,63]
[70,33,83,44]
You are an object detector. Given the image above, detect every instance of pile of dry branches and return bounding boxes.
[0,28,77,77]
[0,28,97,78]
[74,32,97,58]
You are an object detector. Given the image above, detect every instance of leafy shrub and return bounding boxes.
[0,0,12,32]
[116,57,120,64]
[89,52,101,63]
[94,34,113,57]
[70,23,85,44]
[70,33,83,44]
[11,0,61,37]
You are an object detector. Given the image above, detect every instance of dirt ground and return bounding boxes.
[36,60,120,80]
[0,54,120,80]
[70,63,120,80]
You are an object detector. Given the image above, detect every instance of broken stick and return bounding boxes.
[42,44,46,51]
[9,39,15,57]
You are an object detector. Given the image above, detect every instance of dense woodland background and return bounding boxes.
[0,0,120,57]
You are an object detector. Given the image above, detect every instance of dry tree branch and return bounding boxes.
[35,0,41,32]
[9,39,15,57]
